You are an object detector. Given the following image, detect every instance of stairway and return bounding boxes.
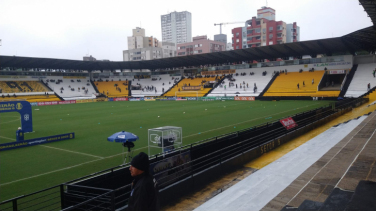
[204,76,226,96]
[258,72,279,97]
[162,77,184,96]
[339,64,358,97]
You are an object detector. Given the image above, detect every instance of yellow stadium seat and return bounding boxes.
[0,81,50,93]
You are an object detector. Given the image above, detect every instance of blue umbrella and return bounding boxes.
[108,131,139,164]
[107,131,139,143]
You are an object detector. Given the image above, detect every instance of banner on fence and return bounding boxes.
[176,97,187,101]
[201,97,216,101]
[234,96,255,101]
[215,97,234,100]
[187,97,197,101]
[182,86,201,91]
[280,117,298,130]
[201,69,236,75]
[149,151,191,185]
[144,97,156,101]
[114,98,128,101]
[0,133,75,151]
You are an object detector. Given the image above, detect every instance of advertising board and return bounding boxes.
[234,96,255,101]
[280,117,298,130]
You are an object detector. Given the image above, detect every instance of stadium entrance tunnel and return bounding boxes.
[0,101,33,133]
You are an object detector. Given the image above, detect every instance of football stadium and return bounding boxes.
[1,1,376,211]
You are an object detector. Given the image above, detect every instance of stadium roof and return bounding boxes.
[359,0,376,25]
[1,0,375,71]
[1,29,375,71]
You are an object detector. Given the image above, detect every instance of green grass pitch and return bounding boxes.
[0,100,331,201]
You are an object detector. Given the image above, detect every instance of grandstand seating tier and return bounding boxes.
[264,71,340,97]
[0,94,60,102]
[95,81,129,97]
[345,63,376,97]
[131,75,178,97]
[44,76,97,99]
[0,81,50,93]
[208,70,272,97]
[163,77,221,97]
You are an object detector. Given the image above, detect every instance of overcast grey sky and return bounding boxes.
[0,0,372,61]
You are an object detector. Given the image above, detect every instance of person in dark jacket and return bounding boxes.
[128,152,159,211]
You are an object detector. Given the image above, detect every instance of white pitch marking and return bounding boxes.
[40,145,104,159]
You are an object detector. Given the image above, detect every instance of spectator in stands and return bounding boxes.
[297,83,300,90]
[128,152,159,211]
[373,69,376,78]
[303,81,305,87]
[236,84,238,88]
[312,79,314,85]
[285,69,287,75]
[368,83,371,91]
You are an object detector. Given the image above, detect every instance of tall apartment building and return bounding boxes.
[83,55,96,61]
[176,35,225,56]
[123,27,176,61]
[232,7,299,50]
[127,27,159,50]
[161,11,192,44]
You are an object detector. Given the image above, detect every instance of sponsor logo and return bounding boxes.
[16,103,23,110]
[280,117,297,130]
[114,98,128,101]
[24,114,30,121]
[187,97,197,100]
[313,61,351,67]
[234,97,255,101]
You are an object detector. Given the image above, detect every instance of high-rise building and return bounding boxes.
[161,11,192,44]
[176,35,225,56]
[127,27,159,50]
[232,7,299,50]
[123,27,176,61]
[214,34,227,44]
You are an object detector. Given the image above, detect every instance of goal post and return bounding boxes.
[175,91,198,99]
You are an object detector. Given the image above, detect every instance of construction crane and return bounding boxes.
[214,22,244,34]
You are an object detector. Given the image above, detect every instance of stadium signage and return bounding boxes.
[176,97,187,101]
[201,97,216,101]
[0,133,75,152]
[280,117,298,130]
[36,100,76,106]
[215,97,234,100]
[129,98,140,101]
[187,97,197,101]
[313,61,351,67]
[328,70,346,74]
[201,69,236,75]
[0,101,33,132]
[114,98,128,101]
[182,86,201,90]
[234,97,255,101]
[144,97,156,101]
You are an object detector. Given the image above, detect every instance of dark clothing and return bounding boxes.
[128,173,159,211]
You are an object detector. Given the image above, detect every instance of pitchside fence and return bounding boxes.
[0,94,371,211]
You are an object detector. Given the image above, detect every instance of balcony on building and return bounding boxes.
[277,33,283,39]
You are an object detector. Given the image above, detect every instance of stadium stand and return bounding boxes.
[194,115,369,211]
[43,76,97,100]
[0,81,49,93]
[131,75,178,97]
[345,63,376,97]
[264,71,340,97]
[208,69,273,97]
[163,76,222,97]
[95,81,129,97]
[0,94,60,102]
